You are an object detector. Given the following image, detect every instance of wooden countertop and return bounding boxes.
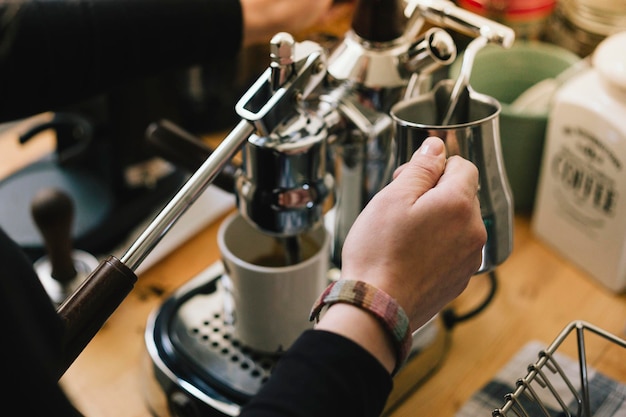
[1,118,625,417]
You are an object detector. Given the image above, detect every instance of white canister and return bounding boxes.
[532,31,626,293]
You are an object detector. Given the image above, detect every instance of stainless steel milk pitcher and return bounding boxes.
[391,80,514,273]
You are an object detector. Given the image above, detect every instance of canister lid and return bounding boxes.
[593,31,626,90]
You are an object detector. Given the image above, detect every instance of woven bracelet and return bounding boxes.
[309,280,412,375]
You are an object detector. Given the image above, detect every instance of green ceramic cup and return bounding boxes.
[450,41,581,213]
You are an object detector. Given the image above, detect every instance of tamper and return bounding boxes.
[31,187,99,305]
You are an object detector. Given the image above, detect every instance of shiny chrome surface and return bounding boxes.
[121,36,329,271]
[313,24,459,266]
[407,0,515,47]
[391,80,514,272]
[236,110,334,236]
[326,30,412,88]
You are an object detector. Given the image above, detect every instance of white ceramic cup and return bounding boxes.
[217,212,330,354]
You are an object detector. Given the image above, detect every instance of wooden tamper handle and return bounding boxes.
[31,187,77,284]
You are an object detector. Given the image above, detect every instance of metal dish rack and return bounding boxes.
[493,320,626,417]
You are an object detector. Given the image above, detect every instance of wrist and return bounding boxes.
[314,302,397,373]
[309,280,413,375]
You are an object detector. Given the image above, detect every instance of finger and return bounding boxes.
[392,163,405,180]
[390,137,447,200]
[392,137,446,180]
[436,155,480,201]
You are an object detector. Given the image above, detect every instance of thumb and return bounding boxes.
[391,137,447,199]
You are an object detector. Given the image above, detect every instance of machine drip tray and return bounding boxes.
[144,262,279,417]
[143,262,451,417]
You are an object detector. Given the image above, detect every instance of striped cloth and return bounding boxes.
[456,341,626,417]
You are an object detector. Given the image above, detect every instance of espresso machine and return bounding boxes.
[7,0,513,415]
[126,0,516,415]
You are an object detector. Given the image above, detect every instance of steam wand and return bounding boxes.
[54,34,327,377]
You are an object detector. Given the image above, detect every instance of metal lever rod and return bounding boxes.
[120,119,254,271]
[408,0,515,48]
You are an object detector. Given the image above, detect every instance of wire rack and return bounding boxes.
[493,320,626,417]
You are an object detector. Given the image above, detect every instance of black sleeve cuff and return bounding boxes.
[241,329,393,417]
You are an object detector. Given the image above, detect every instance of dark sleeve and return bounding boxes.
[240,329,393,417]
[0,0,243,122]
[0,227,83,416]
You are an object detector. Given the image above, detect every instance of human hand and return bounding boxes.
[340,136,487,332]
[240,0,336,46]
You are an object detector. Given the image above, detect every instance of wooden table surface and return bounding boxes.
[3,120,624,417]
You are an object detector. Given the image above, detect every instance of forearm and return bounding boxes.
[239,0,333,46]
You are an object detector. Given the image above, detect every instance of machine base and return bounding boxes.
[143,262,451,417]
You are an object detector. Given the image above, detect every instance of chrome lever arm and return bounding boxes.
[406,0,515,48]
